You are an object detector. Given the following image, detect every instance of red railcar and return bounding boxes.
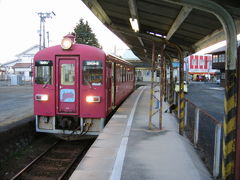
[34,35,135,139]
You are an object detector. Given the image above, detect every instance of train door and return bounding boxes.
[111,62,116,108]
[106,62,112,112]
[56,56,79,114]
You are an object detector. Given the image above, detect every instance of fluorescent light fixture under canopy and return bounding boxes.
[129,18,139,32]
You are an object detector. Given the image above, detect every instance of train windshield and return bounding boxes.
[83,60,103,86]
[35,60,52,85]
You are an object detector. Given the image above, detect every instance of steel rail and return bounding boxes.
[11,140,61,180]
[57,141,93,180]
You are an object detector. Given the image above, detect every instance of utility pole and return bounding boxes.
[47,32,50,47]
[37,11,56,50]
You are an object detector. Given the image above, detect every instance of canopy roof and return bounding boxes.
[83,0,240,63]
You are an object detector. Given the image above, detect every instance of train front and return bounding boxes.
[33,35,107,140]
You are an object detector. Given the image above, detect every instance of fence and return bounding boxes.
[0,76,32,86]
[184,98,222,179]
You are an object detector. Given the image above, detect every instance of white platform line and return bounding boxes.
[112,115,128,119]
[109,87,146,180]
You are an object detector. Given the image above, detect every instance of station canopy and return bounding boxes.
[82,0,240,63]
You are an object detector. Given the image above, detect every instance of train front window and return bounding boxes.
[83,60,103,86]
[35,60,52,85]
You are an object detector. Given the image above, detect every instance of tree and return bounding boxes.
[73,18,101,48]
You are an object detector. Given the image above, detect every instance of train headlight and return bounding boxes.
[86,96,101,103]
[61,37,73,50]
[35,94,49,101]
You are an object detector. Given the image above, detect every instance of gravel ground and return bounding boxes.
[0,134,58,180]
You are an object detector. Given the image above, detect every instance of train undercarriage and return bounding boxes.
[36,115,105,140]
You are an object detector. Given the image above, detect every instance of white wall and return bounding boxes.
[136,69,160,82]
[15,67,32,81]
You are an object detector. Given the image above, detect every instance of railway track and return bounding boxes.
[11,139,94,180]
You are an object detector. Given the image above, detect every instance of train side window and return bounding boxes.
[120,66,123,82]
[116,64,121,83]
[83,60,103,86]
[61,64,75,85]
[130,71,133,81]
[35,60,52,85]
[123,67,126,82]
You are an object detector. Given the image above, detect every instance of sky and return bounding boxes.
[0,0,128,63]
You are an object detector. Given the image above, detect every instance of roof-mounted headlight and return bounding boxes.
[61,38,73,50]
[61,34,76,50]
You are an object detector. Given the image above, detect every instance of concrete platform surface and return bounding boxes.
[70,86,212,180]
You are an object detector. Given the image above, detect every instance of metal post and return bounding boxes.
[166,43,185,134]
[223,70,237,180]
[235,47,240,180]
[148,41,155,129]
[37,12,55,50]
[162,60,165,102]
[164,61,167,101]
[178,46,185,135]
[47,32,49,47]
[213,123,222,179]
[184,100,188,126]
[39,13,42,50]
[43,20,46,48]
[159,44,165,130]
[164,52,171,103]
[169,58,174,105]
[194,107,200,146]
[178,93,180,118]
[162,3,238,171]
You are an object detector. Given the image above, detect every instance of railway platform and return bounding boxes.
[70,86,212,180]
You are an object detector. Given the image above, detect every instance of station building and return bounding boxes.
[1,45,40,82]
[121,49,154,82]
[209,41,240,86]
[184,55,218,82]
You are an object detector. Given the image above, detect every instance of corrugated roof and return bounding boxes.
[12,63,32,68]
[15,45,41,57]
[83,0,240,62]
[2,59,21,66]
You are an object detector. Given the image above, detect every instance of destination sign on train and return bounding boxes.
[35,60,53,66]
[85,61,101,66]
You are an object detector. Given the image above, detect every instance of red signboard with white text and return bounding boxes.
[188,55,212,74]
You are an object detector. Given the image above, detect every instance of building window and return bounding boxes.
[221,73,225,80]
[218,54,222,62]
[219,54,225,62]
[192,59,197,66]
[199,59,204,66]
[212,55,218,63]
[16,71,24,75]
